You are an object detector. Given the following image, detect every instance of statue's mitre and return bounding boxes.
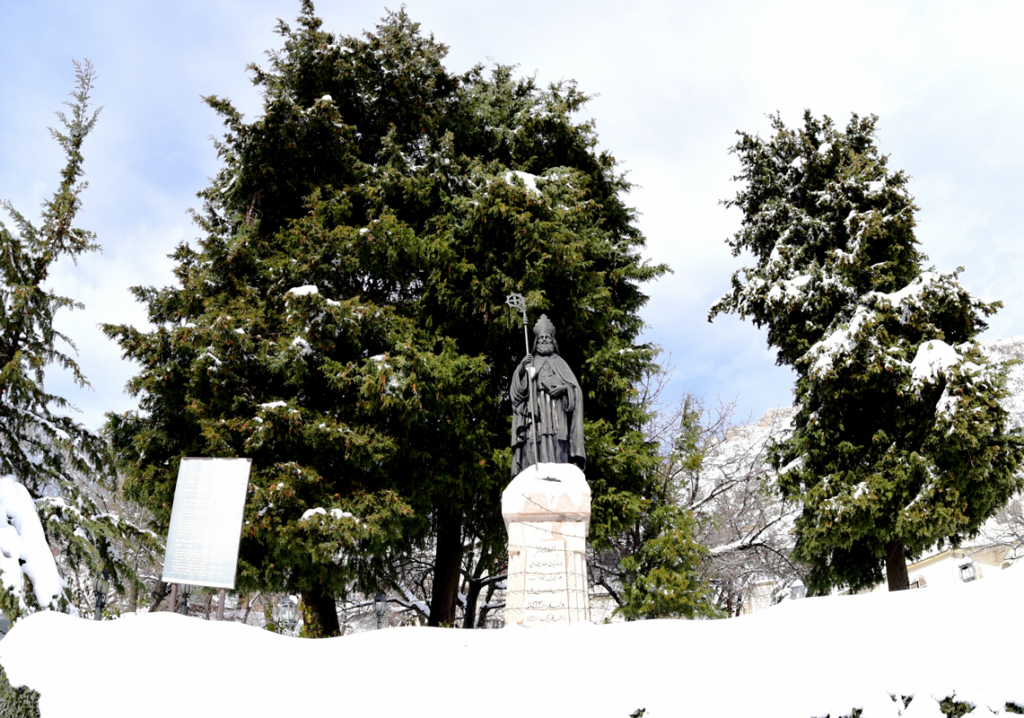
[533,314,556,336]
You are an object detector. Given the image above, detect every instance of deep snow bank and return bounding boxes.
[1,567,1023,717]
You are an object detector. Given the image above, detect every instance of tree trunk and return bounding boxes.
[241,593,256,625]
[461,539,495,629]
[302,586,341,637]
[885,540,910,591]
[462,577,482,629]
[428,514,463,627]
[476,573,504,628]
[148,581,170,612]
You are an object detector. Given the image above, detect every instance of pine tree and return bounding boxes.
[710,111,1024,593]
[612,503,718,621]
[104,3,668,631]
[0,61,150,618]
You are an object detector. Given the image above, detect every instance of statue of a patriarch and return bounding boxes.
[510,315,586,476]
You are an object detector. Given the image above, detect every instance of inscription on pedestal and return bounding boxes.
[522,545,570,623]
[506,538,589,626]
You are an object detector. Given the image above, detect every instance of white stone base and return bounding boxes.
[502,463,591,627]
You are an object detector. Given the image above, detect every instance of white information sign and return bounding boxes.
[161,458,251,589]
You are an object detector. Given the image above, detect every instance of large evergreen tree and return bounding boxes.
[105,3,667,631]
[710,111,1024,593]
[1,61,104,502]
[1,61,151,618]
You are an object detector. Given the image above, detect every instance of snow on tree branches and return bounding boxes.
[0,59,108,500]
[0,476,64,616]
[0,62,159,620]
[104,4,666,633]
[710,111,1024,594]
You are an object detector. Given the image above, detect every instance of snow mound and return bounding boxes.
[509,462,585,485]
[0,476,63,611]
[503,170,541,195]
[299,507,355,522]
[3,566,1024,717]
[910,339,960,385]
[502,463,590,523]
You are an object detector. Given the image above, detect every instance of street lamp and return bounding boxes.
[278,595,300,632]
[92,572,109,621]
[373,593,387,630]
[179,584,193,615]
[790,581,806,600]
[958,559,978,583]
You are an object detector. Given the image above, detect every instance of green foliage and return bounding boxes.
[592,386,727,620]
[263,601,277,633]
[105,3,666,629]
[834,695,1023,717]
[0,663,41,718]
[937,696,973,718]
[297,598,331,638]
[711,111,1024,593]
[0,61,153,616]
[615,504,719,620]
[0,574,59,626]
[38,491,160,616]
[0,60,107,488]
[670,397,706,479]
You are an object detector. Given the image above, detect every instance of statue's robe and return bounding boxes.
[510,352,585,476]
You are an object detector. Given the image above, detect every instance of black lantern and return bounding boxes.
[92,572,109,621]
[278,595,300,632]
[958,559,978,582]
[373,593,387,630]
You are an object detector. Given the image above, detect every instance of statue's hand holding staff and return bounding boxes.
[519,353,536,379]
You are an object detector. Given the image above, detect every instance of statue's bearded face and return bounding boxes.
[536,332,555,356]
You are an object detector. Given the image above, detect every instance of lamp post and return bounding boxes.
[373,593,387,630]
[790,581,807,601]
[278,595,300,633]
[92,572,109,621]
[958,558,978,583]
[178,584,193,615]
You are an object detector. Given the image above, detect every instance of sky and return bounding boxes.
[3,0,1024,432]
[3,567,1024,716]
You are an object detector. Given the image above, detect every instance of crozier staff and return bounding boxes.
[510,315,585,475]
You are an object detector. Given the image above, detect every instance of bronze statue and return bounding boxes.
[509,312,585,476]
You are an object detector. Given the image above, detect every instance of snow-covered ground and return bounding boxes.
[3,566,1023,718]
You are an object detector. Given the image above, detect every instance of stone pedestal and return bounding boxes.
[502,463,591,627]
